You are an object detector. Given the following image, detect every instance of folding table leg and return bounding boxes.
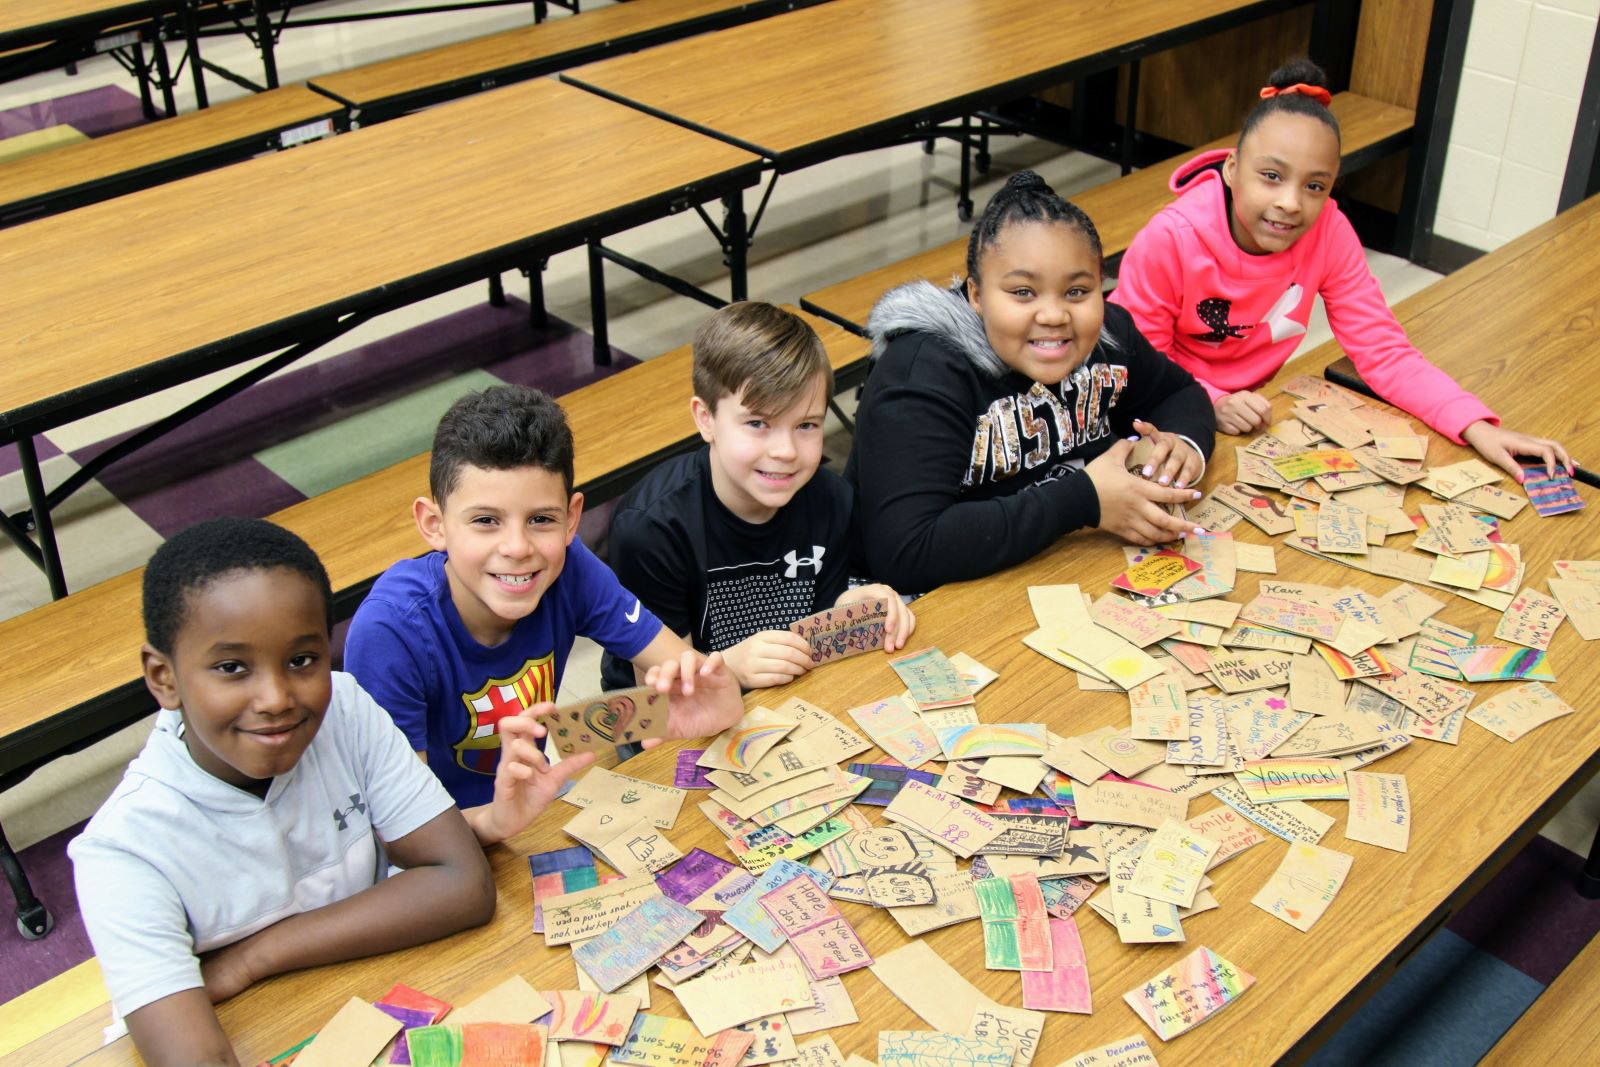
[17,437,67,600]
[588,240,611,366]
[723,191,748,303]
[488,272,507,307]
[1581,818,1600,899]
[0,820,51,941]
[255,0,280,90]
[957,115,973,223]
[526,261,548,330]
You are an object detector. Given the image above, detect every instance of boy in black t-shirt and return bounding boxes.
[603,303,914,690]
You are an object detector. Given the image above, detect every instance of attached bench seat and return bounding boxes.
[0,85,343,226]
[800,93,1415,334]
[1478,933,1600,1064]
[308,0,823,124]
[0,308,869,785]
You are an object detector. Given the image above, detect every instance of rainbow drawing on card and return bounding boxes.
[716,724,793,769]
[934,723,1048,760]
[1522,464,1585,516]
[1447,645,1556,682]
[1235,759,1349,803]
[1123,946,1254,1041]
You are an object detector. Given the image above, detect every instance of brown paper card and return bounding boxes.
[1467,681,1577,742]
[1345,772,1410,852]
[1251,841,1354,931]
[1072,779,1188,829]
[293,997,402,1067]
[1494,589,1566,650]
[868,941,993,1033]
[453,975,553,1025]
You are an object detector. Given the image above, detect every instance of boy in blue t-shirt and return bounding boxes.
[345,386,745,846]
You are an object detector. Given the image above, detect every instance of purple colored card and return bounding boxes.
[846,762,941,806]
[656,848,738,904]
[675,749,715,788]
[1522,465,1585,516]
[376,1004,436,1065]
[529,847,599,933]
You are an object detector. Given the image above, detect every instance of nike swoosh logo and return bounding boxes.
[625,599,641,623]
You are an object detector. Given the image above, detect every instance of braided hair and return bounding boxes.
[1241,58,1341,146]
[965,170,1103,283]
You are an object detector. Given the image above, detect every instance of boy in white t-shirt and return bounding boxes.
[70,519,509,1066]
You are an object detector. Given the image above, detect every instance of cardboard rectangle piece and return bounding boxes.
[890,647,973,709]
[868,941,994,1034]
[882,778,1004,857]
[1123,947,1254,1041]
[758,871,874,979]
[551,688,670,757]
[699,706,800,773]
[790,599,888,664]
[671,958,813,1034]
[1467,682,1576,742]
[847,696,942,768]
[1344,772,1410,852]
[572,895,703,992]
[293,997,403,1067]
[1251,841,1354,931]
[1020,916,1092,1014]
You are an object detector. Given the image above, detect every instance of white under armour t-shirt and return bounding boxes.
[69,671,455,1021]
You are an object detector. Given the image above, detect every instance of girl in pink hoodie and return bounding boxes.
[1110,60,1571,481]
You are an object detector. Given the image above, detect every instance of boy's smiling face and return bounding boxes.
[141,567,333,794]
[416,464,583,647]
[692,376,829,525]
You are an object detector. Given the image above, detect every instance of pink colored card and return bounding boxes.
[1021,917,1092,1014]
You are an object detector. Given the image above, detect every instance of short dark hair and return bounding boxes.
[966,170,1103,283]
[143,518,333,654]
[1241,58,1341,147]
[692,302,833,416]
[429,385,575,503]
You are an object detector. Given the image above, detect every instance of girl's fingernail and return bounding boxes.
[1194,526,1207,534]
[1143,465,1154,477]
[1159,475,1170,485]
[1127,435,1140,442]
[1191,490,1202,499]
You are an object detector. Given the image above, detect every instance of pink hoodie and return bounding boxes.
[1110,150,1498,443]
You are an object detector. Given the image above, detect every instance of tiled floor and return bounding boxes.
[3,4,1598,1062]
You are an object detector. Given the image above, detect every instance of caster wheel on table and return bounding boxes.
[18,910,54,940]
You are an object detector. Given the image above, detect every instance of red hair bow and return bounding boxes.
[1260,83,1332,107]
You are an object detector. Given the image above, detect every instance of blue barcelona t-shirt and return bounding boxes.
[344,542,662,808]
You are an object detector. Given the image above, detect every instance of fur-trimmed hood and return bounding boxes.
[866,279,1006,376]
[866,278,1121,378]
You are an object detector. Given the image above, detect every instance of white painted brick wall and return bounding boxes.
[1434,0,1597,250]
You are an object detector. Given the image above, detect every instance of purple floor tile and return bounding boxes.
[80,447,306,540]
[1447,835,1600,986]
[0,85,152,140]
[0,437,63,479]
[0,822,95,1003]
[58,301,631,534]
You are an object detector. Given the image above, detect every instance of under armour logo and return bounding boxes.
[332,793,367,831]
[783,545,825,578]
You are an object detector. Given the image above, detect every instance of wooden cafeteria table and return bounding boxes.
[561,0,1319,212]
[34,346,1600,1067]
[0,1,202,117]
[1321,192,1600,472]
[0,76,760,599]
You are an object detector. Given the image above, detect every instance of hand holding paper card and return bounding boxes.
[551,688,670,756]
[1522,464,1585,515]
[789,600,888,664]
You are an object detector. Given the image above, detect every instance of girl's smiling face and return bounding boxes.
[965,219,1105,385]
[1223,111,1342,254]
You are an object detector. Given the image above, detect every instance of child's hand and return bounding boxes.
[837,584,916,652]
[723,631,814,689]
[482,712,596,844]
[1213,390,1272,435]
[1461,420,1574,482]
[649,650,746,740]
[1130,419,1205,489]
[1087,439,1205,546]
